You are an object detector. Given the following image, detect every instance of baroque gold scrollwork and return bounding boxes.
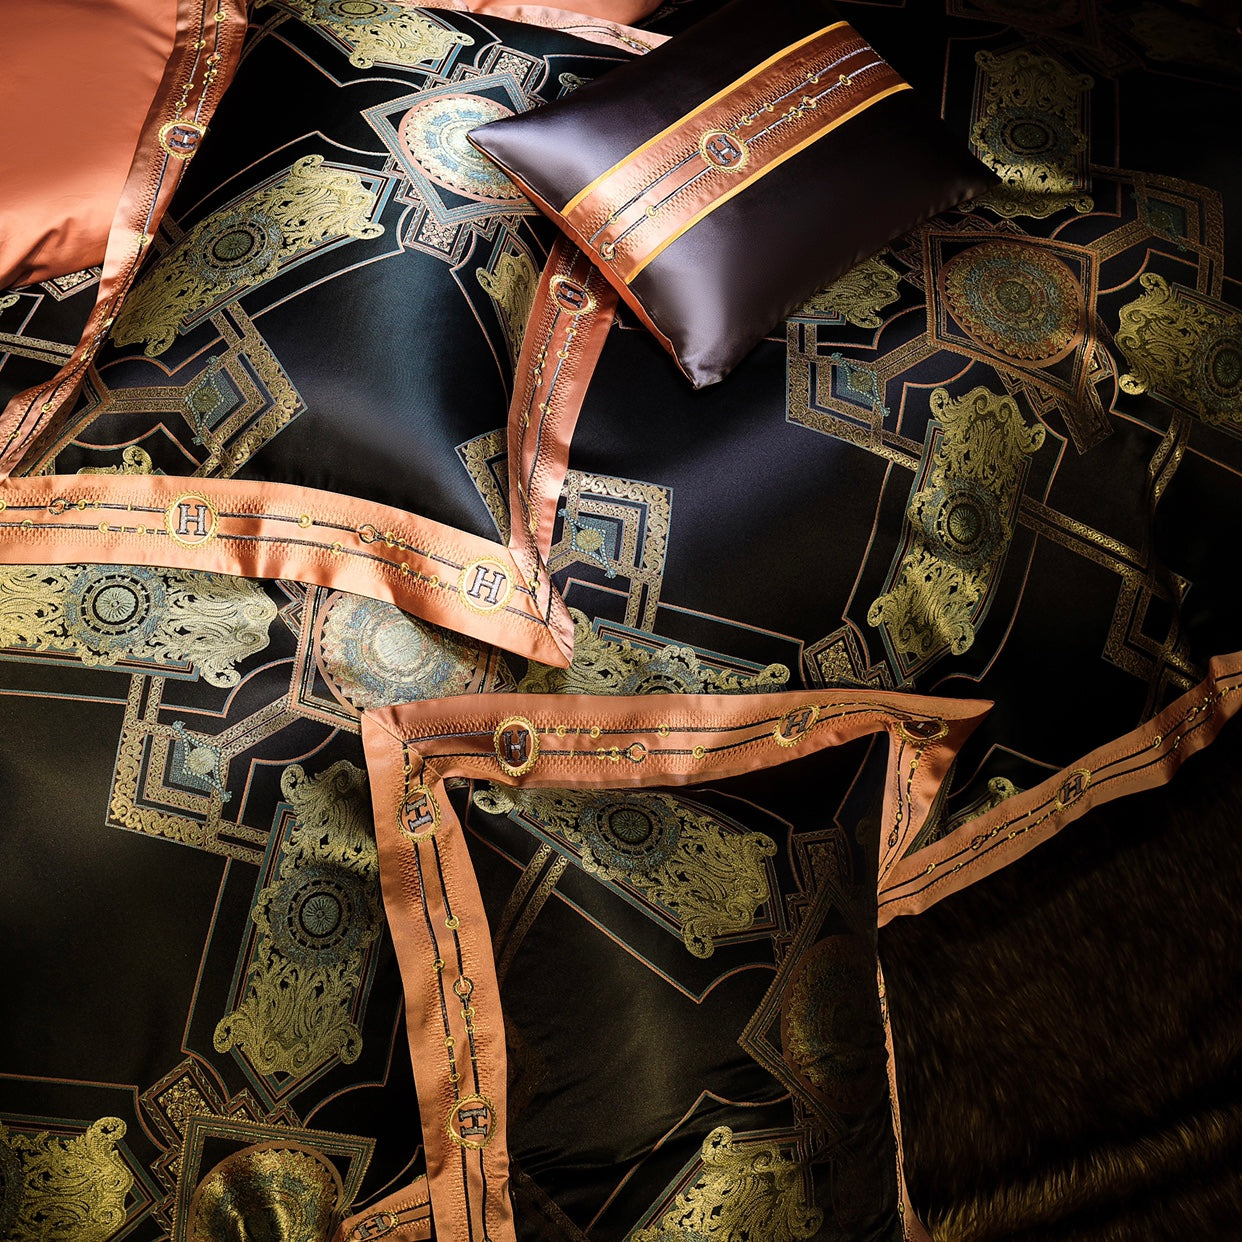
[0,565,276,686]
[0,1117,133,1242]
[791,252,902,328]
[519,609,788,696]
[113,156,383,356]
[473,785,774,958]
[868,386,1044,670]
[214,760,381,1076]
[631,1127,823,1242]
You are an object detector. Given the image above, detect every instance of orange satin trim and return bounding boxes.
[507,238,618,571]
[0,0,249,479]
[560,23,909,283]
[0,0,177,288]
[0,473,577,667]
[333,1177,433,1242]
[362,714,515,1242]
[877,650,1242,922]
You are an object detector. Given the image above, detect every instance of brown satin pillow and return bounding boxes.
[469,0,997,387]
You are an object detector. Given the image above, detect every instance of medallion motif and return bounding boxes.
[869,386,1045,670]
[474,786,775,958]
[214,760,381,1076]
[398,95,522,203]
[267,0,473,68]
[0,565,277,686]
[113,156,383,356]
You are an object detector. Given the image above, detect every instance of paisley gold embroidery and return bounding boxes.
[477,247,539,366]
[76,445,157,475]
[632,1126,823,1242]
[474,786,775,958]
[0,1117,133,1242]
[0,565,277,686]
[868,386,1044,669]
[113,156,383,356]
[520,608,788,696]
[267,0,473,68]
[1115,272,1242,429]
[969,49,1094,218]
[188,1144,342,1242]
[214,761,381,1076]
[792,252,901,328]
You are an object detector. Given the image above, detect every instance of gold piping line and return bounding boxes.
[625,81,911,281]
[562,20,849,215]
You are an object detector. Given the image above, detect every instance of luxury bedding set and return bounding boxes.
[2,1,1241,1240]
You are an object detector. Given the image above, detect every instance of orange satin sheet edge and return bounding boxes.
[877,650,1242,923]
[0,0,178,288]
[0,0,249,479]
[0,473,576,667]
[506,238,618,570]
[363,716,515,1242]
[333,1177,433,1242]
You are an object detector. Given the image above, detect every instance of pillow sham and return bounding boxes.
[468,0,997,386]
[361,687,985,1241]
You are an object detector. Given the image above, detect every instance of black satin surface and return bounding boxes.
[460,737,902,1242]
[48,11,633,536]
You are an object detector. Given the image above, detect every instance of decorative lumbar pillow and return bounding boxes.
[469,0,998,386]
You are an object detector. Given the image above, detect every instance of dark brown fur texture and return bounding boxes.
[882,716,1242,1241]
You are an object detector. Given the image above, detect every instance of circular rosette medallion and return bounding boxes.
[917,478,1006,571]
[780,935,885,1114]
[398,95,523,203]
[1196,324,1242,421]
[267,863,378,966]
[580,794,680,874]
[941,240,1083,363]
[67,568,164,656]
[189,1143,342,1242]
[976,105,1080,169]
[314,0,402,18]
[321,594,480,709]
[193,210,284,284]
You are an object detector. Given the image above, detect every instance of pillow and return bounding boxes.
[360,687,986,1241]
[468,0,997,386]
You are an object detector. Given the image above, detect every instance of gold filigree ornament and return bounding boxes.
[265,0,473,68]
[519,609,789,696]
[188,1142,342,1242]
[477,247,539,366]
[869,386,1044,671]
[792,252,902,327]
[0,564,277,686]
[632,1127,823,1242]
[1115,273,1242,429]
[113,156,383,356]
[473,786,775,957]
[968,49,1094,219]
[0,1117,134,1242]
[214,761,382,1077]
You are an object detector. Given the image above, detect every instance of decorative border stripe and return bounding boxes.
[877,651,1242,922]
[556,22,909,283]
[0,473,576,666]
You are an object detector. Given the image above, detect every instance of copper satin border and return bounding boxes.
[0,0,249,478]
[362,715,514,1242]
[334,1177,432,1242]
[556,22,910,283]
[877,650,1242,923]
[361,688,988,1242]
[0,473,577,667]
[506,237,618,576]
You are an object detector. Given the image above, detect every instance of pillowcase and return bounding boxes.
[469,0,998,386]
[361,687,986,1241]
